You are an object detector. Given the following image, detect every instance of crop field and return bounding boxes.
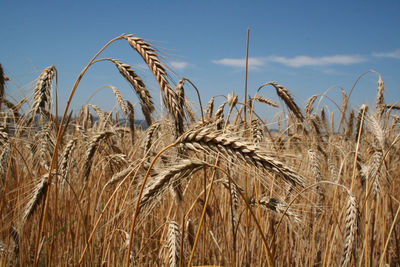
[0,34,399,266]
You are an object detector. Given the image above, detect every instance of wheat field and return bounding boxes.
[0,34,399,266]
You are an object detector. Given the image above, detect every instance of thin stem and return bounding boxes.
[34,34,126,267]
[125,142,177,267]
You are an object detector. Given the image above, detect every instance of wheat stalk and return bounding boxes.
[185,218,195,249]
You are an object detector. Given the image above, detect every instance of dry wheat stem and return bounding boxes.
[35,34,126,267]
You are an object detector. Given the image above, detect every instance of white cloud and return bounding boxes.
[213,54,366,69]
[170,61,189,70]
[266,55,366,67]
[372,49,400,59]
[212,57,265,69]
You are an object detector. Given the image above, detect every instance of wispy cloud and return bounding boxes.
[213,54,366,69]
[372,49,400,59]
[266,55,366,67]
[170,61,190,70]
[212,57,265,69]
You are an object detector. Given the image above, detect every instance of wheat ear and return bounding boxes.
[167,220,181,267]
[251,119,264,144]
[123,35,182,123]
[355,104,368,142]
[31,65,56,115]
[142,122,161,159]
[107,58,154,125]
[59,137,77,183]
[249,196,300,224]
[340,193,358,267]
[22,174,49,222]
[305,95,318,117]
[259,82,304,121]
[139,159,205,210]
[109,85,128,115]
[254,95,279,108]
[376,75,385,116]
[205,96,215,119]
[175,128,305,187]
[83,131,114,181]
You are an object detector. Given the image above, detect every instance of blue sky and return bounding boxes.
[1,0,400,121]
